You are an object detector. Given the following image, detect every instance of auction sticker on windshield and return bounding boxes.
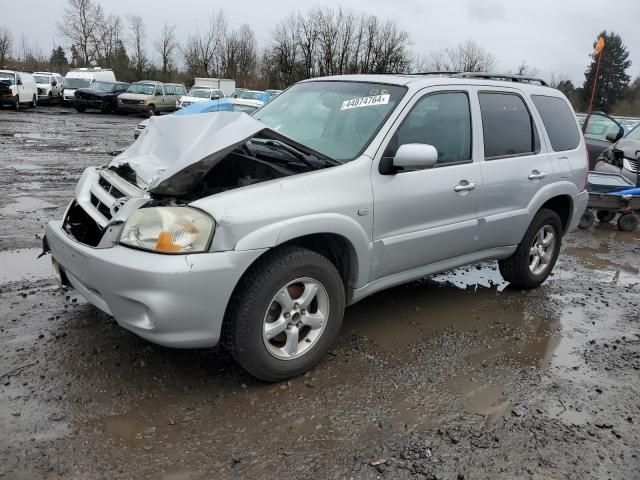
[341,94,390,110]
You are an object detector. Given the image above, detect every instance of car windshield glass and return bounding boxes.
[65,78,91,88]
[233,104,258,114]
[0,73,15,84]
[235,91,263,100]
[33,75,49,84]
[127,83,155,95]
[90,81,115,92]
[254,81,406,161]
[188,89,211,98]
[625,124,640,141]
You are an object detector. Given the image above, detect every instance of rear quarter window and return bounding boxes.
[531,95,580,151]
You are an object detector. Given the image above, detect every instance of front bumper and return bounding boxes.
[0,94,17,106]
[118,103,147,113]
[45,220,266,348]
[568,190,589,232]
[74,98,104,109]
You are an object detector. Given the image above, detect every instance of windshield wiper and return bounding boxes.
[250,137,341,169]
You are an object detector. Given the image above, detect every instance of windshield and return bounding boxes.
[127,83,155,95]
[233,104,258,114]
[625,124,640,141]
[89,81,115,92]
[235,91,263,101]
[254,81,406,161]
[188,89,211,98]
[65,78,91,89]
[34,75,49,84]
[0,72,15,84]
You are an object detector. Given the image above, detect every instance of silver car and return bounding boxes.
[44,74,588,381]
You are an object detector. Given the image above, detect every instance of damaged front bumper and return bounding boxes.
[45,220,266,348]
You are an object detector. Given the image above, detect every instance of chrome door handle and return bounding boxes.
[528,170,546,180]
[454,182,476,192]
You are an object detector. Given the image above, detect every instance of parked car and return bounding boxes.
[176,87,225,109]
[593,123,640,186]
[118,81,186,117]
[133,98,254,139]
[44,73,588,381]
[73,81,130,114]
[193,78,236,97]
[33,72,65,103]
[0,70,37,110]
[581,112,627,168]
[62,68,116,105]
[232,89,272,107]
[265,89,283,97]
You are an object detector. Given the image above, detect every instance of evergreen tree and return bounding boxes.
[49,46,68,72]
[583,31,631,113]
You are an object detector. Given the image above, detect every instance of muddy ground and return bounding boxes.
[0,105,639,480]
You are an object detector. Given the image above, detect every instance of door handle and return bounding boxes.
[454,181,476,192]
[528,170,546,180]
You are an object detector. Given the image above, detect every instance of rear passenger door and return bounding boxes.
[474,88,554,250]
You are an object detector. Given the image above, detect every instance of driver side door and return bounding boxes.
[370,88,482,281]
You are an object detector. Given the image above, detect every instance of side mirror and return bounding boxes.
[51,80,57,86]
[392,144,438,172]
[605,127,624,143]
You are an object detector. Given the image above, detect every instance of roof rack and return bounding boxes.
[402,71,548,86]
[451,72,548,86]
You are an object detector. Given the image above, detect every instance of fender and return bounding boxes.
[234,212,373,288]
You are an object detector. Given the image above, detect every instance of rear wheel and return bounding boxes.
[222,246,345,382]
[617,213,639,232]
[499,208,562,289]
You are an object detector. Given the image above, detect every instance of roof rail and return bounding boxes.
[451,72,548,86]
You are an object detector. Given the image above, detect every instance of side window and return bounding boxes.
[16,74,22,86]
[164,85,174,95]
[384,92,472,165]
[531,95,580,151]
[155,85,164,95]
[479,92,538,159]
[583,113,621,142]
[179,86,187,95]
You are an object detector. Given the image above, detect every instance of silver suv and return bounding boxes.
[44,73,588,381]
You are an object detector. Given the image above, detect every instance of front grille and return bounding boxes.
[121,99,142,105]
[90,193,112,219]
[626,157,638,173]
[63,201,104,247]
[98,176,125,199]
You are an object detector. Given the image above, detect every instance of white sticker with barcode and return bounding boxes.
[341,94,390,110]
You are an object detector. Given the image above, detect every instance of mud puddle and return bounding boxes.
[0,248,52,284]
[0,196,57,215]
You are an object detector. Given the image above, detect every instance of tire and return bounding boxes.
[578,210,595,230]
[222,246,345,382]
[74,105,86,113]
[499,208,562,289]
[145,104,156,118]
[100,100,113,114]
[617,213,639,232]
[14,96,19,111]
[31,94,37,108]
[48,92,53,103]
[596,210,616,223]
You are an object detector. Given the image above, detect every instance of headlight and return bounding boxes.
[119,207,214,254]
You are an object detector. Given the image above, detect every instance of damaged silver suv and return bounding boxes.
[45,74,588,381]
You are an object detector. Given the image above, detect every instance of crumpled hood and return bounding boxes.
[109,111,269,196]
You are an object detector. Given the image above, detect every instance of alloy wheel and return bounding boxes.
[529,225,556,275]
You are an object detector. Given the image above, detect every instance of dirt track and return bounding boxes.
[1,105,639,479]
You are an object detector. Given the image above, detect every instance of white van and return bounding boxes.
[0,70,37,110]
[63,68,116,104]
[33,72,65,103]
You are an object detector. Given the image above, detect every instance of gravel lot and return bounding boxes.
[1,105,639,480]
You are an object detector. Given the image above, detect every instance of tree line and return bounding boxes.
[0,0,637,115]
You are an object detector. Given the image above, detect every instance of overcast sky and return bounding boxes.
[5,0,640,84]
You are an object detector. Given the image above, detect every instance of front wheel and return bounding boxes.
[145,104,156,118]
[14,96,19,111]
[499,208,562,289]
[222,246,345,382]
[617,213,639,232]
[31,94,37,108]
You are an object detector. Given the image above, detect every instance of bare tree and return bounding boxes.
[95,14,123,66]
[127,14,148,80]
[0,26,13,66]
[515,61,539,77]
[182,10,227,77]
[222,24,257,87]
[412,51,448,72]
[154,23,177,75]
[442,40,496,72]
[57,0,104,66]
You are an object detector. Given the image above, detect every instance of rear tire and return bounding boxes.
[222,246,345,382]
[596,210,616,223]
[617,213,639,232]
[499,208,562,289]
[578,210,595,229]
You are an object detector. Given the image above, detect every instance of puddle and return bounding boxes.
[566,246,639,287]
[0,196,57,215]
[0,248,53,284]
[446,376,511,424]
[6,164,42,171]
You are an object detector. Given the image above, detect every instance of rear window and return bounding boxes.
[479,92,538,159]
[531,95,580,151]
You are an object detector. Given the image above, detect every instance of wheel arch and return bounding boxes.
[539,194,573,234]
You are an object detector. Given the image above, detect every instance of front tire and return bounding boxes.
[14,96,19,111]
[145,104,156,118]
[31,94,37,108]
[499,208,562,289]
[222,246,345,382]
